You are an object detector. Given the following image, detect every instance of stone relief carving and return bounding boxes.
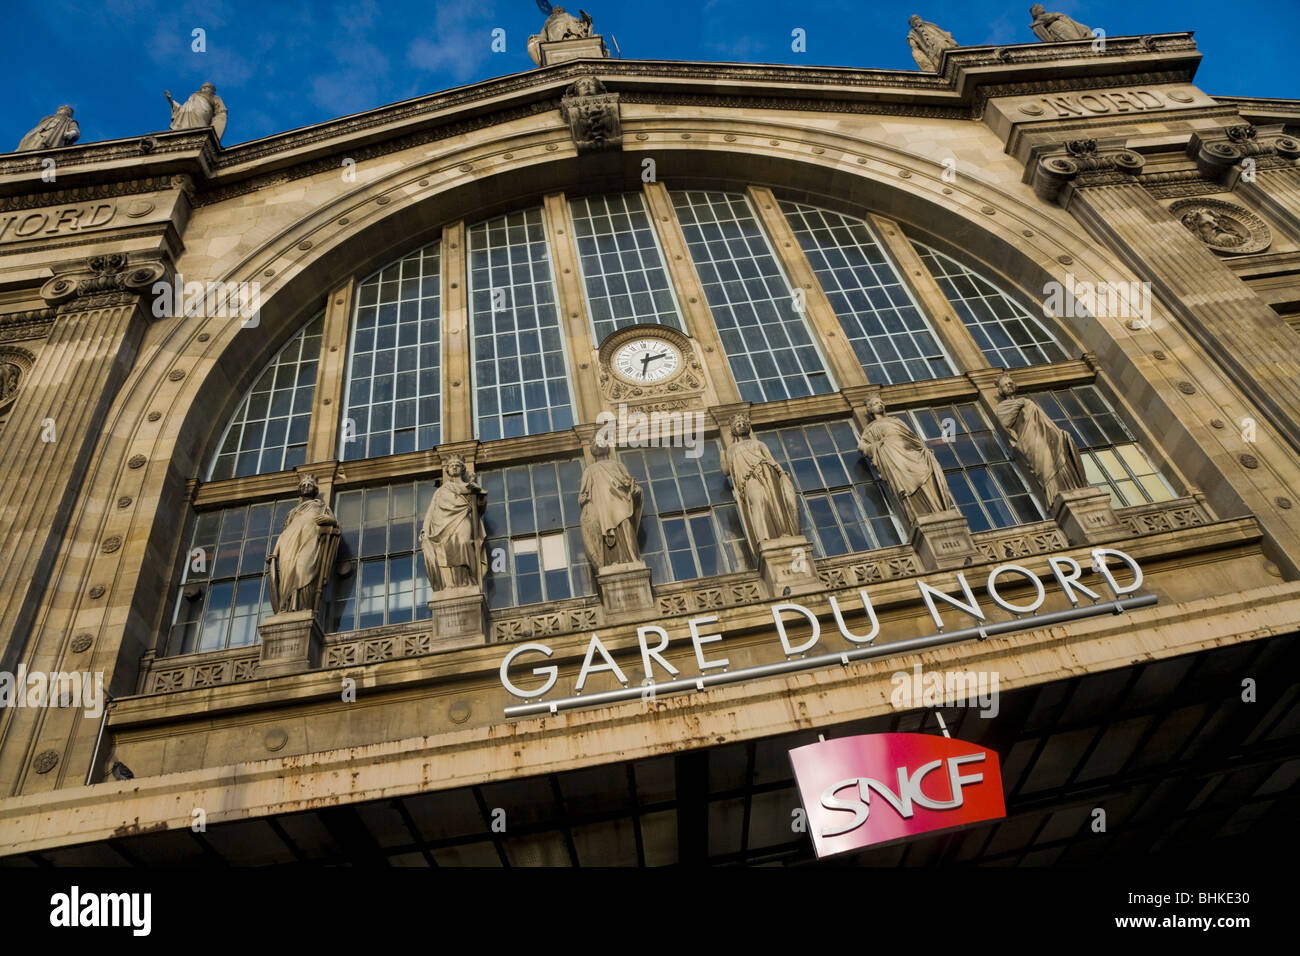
[1169,198,1272,255]
[1028,4,1093,42]
[528,4,594,65]
[579,439,644,570]
[907,15,958,72]
[559,75,621,152]
[16,106,80,152]
[266,474,340,615]
[857,395,955,523]
[995,373,1087,504]
[1192,125,1300,183]
[166,83,227,140]
[721,414,801,545]
[420,454,488,593]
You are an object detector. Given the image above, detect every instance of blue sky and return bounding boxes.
[3,0,1296,148]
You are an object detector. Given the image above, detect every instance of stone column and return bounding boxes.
[0,254,166,790]
[1069,182,1300,457]
[747,186,865,389]
[1240,167,1300,239]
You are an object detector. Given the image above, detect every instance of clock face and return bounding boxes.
[612,338,683,383]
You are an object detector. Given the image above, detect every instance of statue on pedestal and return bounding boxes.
[16,106,80,152]
[907,14,958,72]
[722,415,801,545]
[420,454,487,593]
[266,474,340,615]
[528,3,594,65]
[165,83,227,139]
[995,373,1087,503]
[858,396,955,521]
[580,440,643,570]
[1028,4,1093,42]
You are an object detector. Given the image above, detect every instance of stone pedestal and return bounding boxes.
[910,510,978,570]
[757,534,821,597]
[1053,486,1126,544]
[537,36,609,65]
[257,610,323,677]
[428,587,489,649]
[597,562,655,621]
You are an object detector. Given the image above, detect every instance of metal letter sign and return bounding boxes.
[789,733,1006,859]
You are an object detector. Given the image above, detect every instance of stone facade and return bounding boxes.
[0,31,1297,863]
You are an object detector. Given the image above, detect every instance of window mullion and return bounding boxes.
[307,278,353,465]
[541,192,602,424]
[641,181,740,405]
[442,220,473,444]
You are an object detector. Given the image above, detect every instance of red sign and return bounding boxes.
[789,733,1005,859]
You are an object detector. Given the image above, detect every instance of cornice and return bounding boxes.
[0,34,1202,206]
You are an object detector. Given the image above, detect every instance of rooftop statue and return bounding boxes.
[528,1,595,65]
[1028,4,1093,42]
[266,474,340,615]
[858,395,955,522]
[165,82,227,140]
[907,14,958,72]
[994,373,1087,504]
[16,106,80,152]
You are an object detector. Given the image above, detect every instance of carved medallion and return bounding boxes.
[33,750,58,773]
[0,347,34,413]
[71,634,93,653]
[1169,198,1271,255]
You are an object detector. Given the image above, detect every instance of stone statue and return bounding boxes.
[1028,4,1093,42]
[420,454,488,593]
[165,83,227,139]
[580,440,644,569]
[560,75,621,152]
[528,4,594,65]
[16,106,80,152]
[907,14,958,72]
[995,374,1087,503]
[266,474,341,614]
[858,396,955,521]
[722,415,801,544]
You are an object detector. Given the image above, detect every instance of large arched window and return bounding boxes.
[165,183,1189,666]
[342,242,442,460]
[673,190,834,402]
[206,314,323,480]
[468,207,576,440]
[782,202,953,384]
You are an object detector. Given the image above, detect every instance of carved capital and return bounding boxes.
[1189,124,1300,185]
[40,253,169,312]
[559,76,622,153]
[1029,139,1145,203]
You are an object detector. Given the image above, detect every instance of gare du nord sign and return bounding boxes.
[498,547,1155,717]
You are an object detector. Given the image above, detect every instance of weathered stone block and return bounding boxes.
[597,562,654,621]
[757,534,820,597]
[910,510,978,570]
[257,609,323,677]
[1054,486,1126,544]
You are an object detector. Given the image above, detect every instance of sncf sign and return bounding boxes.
[790,733,1005,859]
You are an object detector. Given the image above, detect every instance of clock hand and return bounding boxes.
[640,353,652,378]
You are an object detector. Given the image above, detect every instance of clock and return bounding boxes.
[611,337,684,384]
